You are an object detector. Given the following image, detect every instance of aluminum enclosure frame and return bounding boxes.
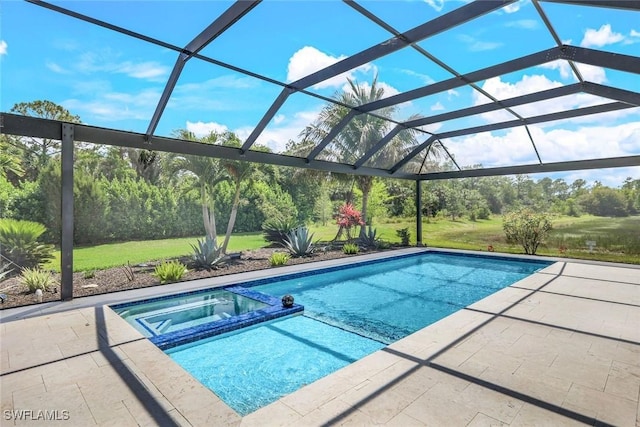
[4,0,640,300]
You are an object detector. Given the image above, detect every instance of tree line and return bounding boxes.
[1,94,638,247]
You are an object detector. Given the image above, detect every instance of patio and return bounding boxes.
[1,249,638,426]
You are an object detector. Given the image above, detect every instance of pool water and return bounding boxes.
[252,253,548,343]
[164,252,550,415]
[167,316,384,415]
[114,288,267,337]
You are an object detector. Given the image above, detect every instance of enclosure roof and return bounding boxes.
[2,0,639,181]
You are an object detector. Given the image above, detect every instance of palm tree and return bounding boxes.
[300,75,438,233]
[170,130,227,242]
[219,134,256,254]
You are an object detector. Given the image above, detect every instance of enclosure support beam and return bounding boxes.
[61,123,74,301]
[416,180,423,247]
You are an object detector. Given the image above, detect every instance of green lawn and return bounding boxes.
[48,215,640,272]
[46,233,266,272]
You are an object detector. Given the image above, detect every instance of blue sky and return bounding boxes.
[1,0,638,186]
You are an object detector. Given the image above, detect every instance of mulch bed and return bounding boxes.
[0,246,396,310]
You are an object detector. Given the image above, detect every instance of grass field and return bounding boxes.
[46,233,266,272]
[47,215,640,272]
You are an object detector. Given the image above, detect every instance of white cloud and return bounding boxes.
[424,0,445,12]
[558,167,640,188]
[431,102,445,111]
[186,121,229,138]
[0,40,7,55]
[75,49,170,82]
[287,46,371,89]
[539,60,573,80]
[62,88,161,122]
[274,114,286,125]
[624,29,640,45]
[400,69,435,85]
[575,63,607,84]
[235,108,323,153]
[46,62,70,74]
[472,73,627,125]
[532,120,640,162]
[457,34,503,52]
[539,59,606,84]
[503,2,521,14]
[446,128,539,167]
[474,74,562,107]
[447,89,459,99]
[442,119,640,172]
[116,61,169,80]
[341,80,401,98]
[580,24,624,48]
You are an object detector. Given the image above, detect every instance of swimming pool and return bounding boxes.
[114,288,268,337]
[162,251,550,415]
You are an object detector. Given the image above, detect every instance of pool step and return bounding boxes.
[156,319,173,333]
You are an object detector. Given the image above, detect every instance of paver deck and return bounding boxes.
[1,249,639,426]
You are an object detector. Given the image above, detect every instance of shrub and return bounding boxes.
[335,203,364,241]
[262,217,300,246]
[396,228,411,246]
[269,252,290,266]
[503,209,552,255]
[83,270,96,279]
[282,227,315,257]
[152,260,187,284]
[343,243,360,254]
[190,237,225,270]
[357,226,380,249]
[19,267,55,292]
[0,219,54,269]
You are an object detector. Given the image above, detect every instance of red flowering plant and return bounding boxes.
[335,203,365,242]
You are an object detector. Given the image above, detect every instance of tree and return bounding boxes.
[581,186,628,217]
[10,100,81,181]
[300,75,439,234]
[169,130,227,241]
[220,133,256,254]
[621,177,640,214]
[0,138,24,181]
[503,209,552,255]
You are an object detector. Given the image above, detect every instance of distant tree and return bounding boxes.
[9,100,81,181]
[0,138,24,181]
[581,186,628,217]
[621,177,640,214]
[570,179,588,198]
[385,180,414,217]
[313,186,332,226]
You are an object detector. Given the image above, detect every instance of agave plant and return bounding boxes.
[357,225,380,249]
[282,227,315,257]
[190,237,225,270]
[262,217,301,246]
[152,260,188,284]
